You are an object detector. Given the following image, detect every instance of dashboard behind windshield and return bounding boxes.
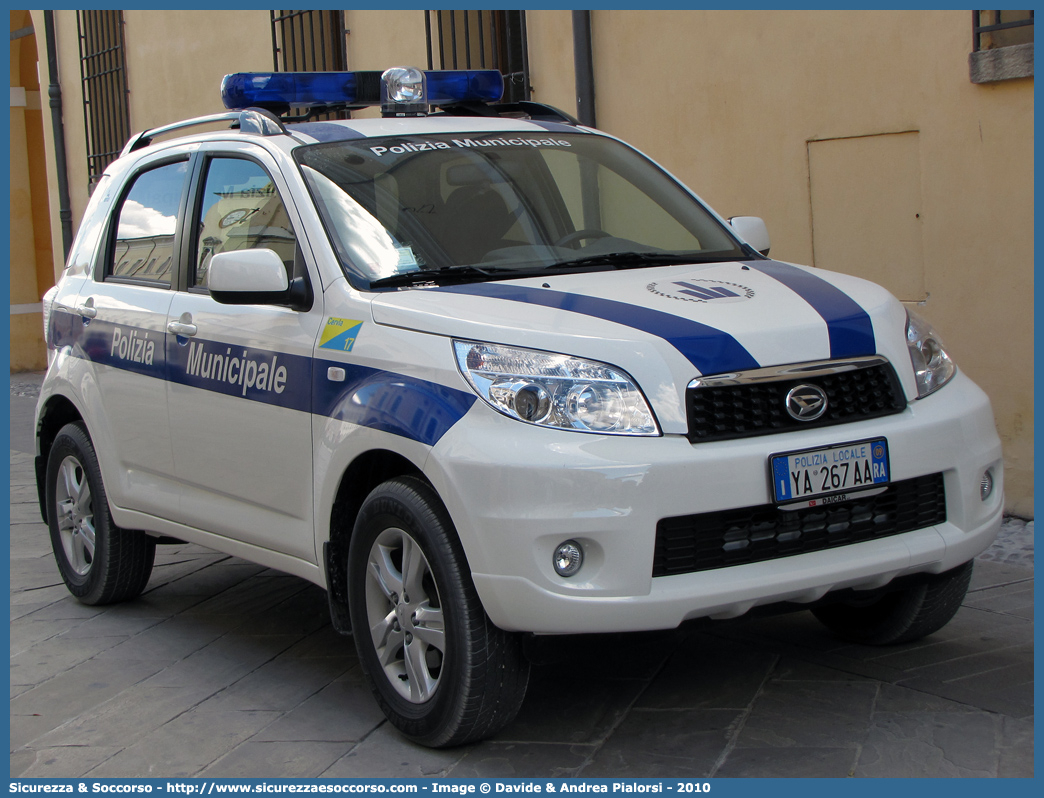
[294,131,745,287]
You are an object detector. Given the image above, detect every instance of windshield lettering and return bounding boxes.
[369,141,452,156]
[450,137,571,149]
[296,132,746,287]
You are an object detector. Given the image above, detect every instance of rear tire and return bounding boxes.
[45,422,156,605]
[812,560,973,645]
[348,476,529,747]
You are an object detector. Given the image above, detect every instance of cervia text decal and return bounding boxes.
[647,279,755,304]
[319,317,363,352]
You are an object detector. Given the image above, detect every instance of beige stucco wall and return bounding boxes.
[526,10,576,114]
[26,9,1033,514]
[344,10,428,71]
[122,11,273,132]
[11,9,52,372]
[10,101,47,372]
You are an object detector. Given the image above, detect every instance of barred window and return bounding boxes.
[974,10,1034,50]
[425,10,531,103]
[77,10,130,186]
[970,10,1034,83]
[271,10,347,73]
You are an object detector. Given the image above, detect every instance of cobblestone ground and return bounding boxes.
[979,516,1034,567]
[9,374,1034,778]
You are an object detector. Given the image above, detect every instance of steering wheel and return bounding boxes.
[554,229,612,248]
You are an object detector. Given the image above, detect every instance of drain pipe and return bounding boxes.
[572,10,596,128]
[43,10,73,261]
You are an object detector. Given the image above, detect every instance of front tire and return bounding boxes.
[347,476,529,747]
[812,560,974,645]
[45,422,155,605]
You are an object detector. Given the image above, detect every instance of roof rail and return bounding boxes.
[120,108,287,157]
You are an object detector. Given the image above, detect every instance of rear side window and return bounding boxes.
[65,175,111,275]
[109,160,188,286]
[193,157,296,288]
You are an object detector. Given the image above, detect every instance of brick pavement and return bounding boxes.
[9,374,1034,778]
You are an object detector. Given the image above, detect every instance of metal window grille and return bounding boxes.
[77,10,130,185]
[974,10,1034,50]
[271,10,347,73]
[270,10,348,119]
[425,10,531,103]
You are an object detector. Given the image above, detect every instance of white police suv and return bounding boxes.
[36,67,1003,747]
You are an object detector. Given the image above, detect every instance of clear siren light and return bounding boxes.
[220,67,504,117]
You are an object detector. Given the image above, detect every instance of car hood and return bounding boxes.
[370,259,912,433]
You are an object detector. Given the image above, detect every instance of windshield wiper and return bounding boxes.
[369,251,748,288]
[544,251,744,271]
[369,264,534,289]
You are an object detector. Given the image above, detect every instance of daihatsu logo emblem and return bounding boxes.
[785,384,828,421]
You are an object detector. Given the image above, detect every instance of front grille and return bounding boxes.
[652,473,946,577]
[686,360,906,443]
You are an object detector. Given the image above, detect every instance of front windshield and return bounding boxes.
[295,130,746,286]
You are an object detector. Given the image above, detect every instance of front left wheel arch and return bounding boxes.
[35,393,85,523]
[324,449,425,634]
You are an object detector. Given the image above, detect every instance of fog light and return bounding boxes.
[980,469,994,501]
[553,540,584,577]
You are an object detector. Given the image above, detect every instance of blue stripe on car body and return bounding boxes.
[56,316,473,447]
[746,260,876,358]
[312,359,476,447]
[436,282,760,376]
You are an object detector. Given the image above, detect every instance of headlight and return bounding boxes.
[906,309,956,398]
[453,340,659,435]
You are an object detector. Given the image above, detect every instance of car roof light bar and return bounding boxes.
[221,68,505,117]
[427,69,504,106]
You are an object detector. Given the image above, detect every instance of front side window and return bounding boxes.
[194,157,297,288]
[110,161,187,286]
[295,133,746,288]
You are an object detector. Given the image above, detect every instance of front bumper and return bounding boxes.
[425,370,1003,634]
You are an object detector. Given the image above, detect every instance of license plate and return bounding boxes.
[771,438,889,504]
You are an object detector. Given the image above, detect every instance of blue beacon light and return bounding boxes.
[221,68,504,117]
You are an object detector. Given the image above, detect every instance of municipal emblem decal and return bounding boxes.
[319,318,363,352]
[647,279,755,304]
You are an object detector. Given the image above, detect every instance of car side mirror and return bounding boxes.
[209,248,311,311]
[728,216,771,257]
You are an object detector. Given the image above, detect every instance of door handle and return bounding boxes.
[167,321,197,336]
[77,300,97,319]
[167,312,197,336]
